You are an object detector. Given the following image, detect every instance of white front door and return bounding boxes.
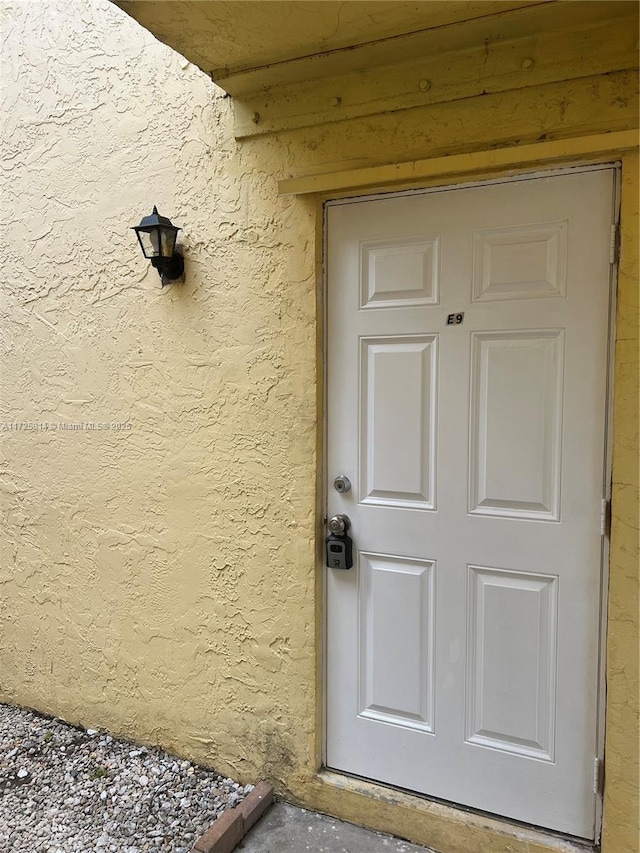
[325,168,615,839]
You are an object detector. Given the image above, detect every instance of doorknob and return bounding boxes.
[328,514,351,535]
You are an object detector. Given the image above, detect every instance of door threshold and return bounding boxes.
[293,770,597,853]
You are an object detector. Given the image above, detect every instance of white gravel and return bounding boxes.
[0,703,254,852]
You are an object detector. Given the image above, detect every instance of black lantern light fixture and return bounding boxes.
[132,206,184,285]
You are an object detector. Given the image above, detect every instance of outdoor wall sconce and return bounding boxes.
[132,206,184,286]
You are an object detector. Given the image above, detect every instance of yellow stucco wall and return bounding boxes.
[602,150,639,853]
[1,2,637,852]
[1,0,319,785]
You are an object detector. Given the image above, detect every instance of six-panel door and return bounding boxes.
[325,169,614,838]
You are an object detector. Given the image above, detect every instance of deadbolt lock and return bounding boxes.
[333,474,352,494]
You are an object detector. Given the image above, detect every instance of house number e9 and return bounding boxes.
[447,312,465,325]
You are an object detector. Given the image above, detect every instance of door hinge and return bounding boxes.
[610,224,620,265]
[600,498,611,538]
[593,757,604,795]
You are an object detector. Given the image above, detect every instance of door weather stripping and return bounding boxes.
[600,499,611,538]
[609,224,620,265]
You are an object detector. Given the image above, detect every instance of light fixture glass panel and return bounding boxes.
[139,229,160,258]
[160,228,177,258]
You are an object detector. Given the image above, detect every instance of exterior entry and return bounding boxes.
[325,169,615,839]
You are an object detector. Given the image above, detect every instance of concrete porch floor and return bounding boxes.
[238,801,436,853]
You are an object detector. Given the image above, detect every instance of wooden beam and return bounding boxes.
[232,3,637,137]
[220,0,555,93]
[277,130,639,196]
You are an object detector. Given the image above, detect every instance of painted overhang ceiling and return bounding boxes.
[112,0,553,87]
[111,1,639,138]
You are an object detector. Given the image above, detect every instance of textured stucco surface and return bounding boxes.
[602,151,639,853]
[1,2,637,853]
[0,0,318,789]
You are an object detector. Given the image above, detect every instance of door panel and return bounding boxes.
[361,335,437,508]
[359,553,435,732]
[471,221,567,301]
[469,330,564,519]
[466,564,558,760]
[362,235,440,308]
[326,169,614,838]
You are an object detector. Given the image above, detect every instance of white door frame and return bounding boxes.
[320,161,620,842]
